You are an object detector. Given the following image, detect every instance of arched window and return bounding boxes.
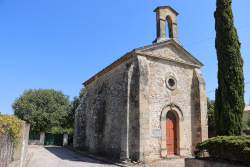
[166,15,173,38]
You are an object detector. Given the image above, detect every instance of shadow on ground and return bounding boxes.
[44,146,114,165]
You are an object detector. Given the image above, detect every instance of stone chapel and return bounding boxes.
[74,6,208,162]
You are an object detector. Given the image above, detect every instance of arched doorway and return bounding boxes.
[166,111,177,155]
[160,104,184,157]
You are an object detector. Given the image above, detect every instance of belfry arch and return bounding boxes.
[153,6,180,44]
[160,104,185,157]
[166,15,173,38]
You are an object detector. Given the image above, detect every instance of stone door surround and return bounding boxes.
[160,103,184,157]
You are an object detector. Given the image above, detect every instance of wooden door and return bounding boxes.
[166,112,177,155]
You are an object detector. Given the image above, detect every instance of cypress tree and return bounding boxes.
[214,0,245,136]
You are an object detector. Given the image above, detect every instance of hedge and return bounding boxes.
[195,136,250,166]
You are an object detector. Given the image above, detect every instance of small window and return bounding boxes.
[168,78,175,87]
[166,76,177,90]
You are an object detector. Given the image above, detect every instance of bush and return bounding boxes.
[195,136,250,166]
[0,114,23,150]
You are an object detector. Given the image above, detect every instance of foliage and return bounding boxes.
[0,114,23,150]
[79,87,86,100]
[214,0,245,136]
[195,136,250,166]
[12,89,71,132]
[242,113,250,129]
[50,127,74,134]
[64,88,85,128]
[207,98,215,131]
[247,114,250,128]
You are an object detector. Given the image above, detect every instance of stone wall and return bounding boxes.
[136,43,208,160]
[0,121,30,167]
[13,121,30,167]
[144,56,194,158]
[74,55,141,160]
[28,132,45,145]
[74,40,208,162]
[185,158,243,167]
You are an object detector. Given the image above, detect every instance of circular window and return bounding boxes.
[166,76,177,90]
[168,78,175,87]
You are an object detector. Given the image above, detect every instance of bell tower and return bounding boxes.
[153,6,180,44]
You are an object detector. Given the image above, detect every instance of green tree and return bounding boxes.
[246,114,250,128]
[214,0,245,136]
[64,88,85,128]
[12,89,71,132]
[79,87,86,100]
[207,98,215,131]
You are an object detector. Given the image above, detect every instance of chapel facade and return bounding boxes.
[74,6,208,162]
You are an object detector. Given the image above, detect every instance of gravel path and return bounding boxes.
[25,146,185,167]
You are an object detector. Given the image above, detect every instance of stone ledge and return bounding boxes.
[185,158,246,167]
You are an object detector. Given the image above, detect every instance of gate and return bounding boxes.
[29,132,40,140]
[44,133,63,146]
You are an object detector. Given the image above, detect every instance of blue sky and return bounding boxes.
[0,0,249,115]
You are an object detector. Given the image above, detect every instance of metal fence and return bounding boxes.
[29,131,40,140]
[0,126,13,167]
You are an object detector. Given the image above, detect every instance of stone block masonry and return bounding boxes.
[74,6,208,162]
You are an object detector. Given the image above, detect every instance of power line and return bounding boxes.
[184,37,214,47]
[237,24,250,29]
[181,23,250,93]
[207,91,215,93]
[183,24,250,47]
